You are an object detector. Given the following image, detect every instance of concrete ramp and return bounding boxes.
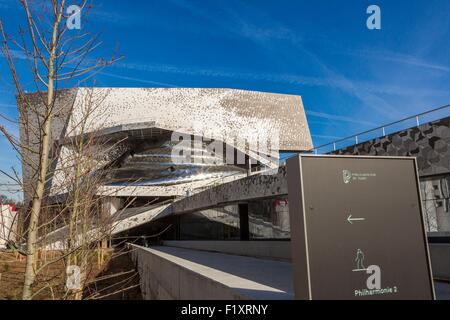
[129,244,294,300]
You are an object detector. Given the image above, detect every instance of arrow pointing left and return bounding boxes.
[347,214,365,224]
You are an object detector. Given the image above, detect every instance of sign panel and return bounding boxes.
[287,155,434,300]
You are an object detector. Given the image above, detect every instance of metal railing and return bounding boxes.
[311,104,450,154]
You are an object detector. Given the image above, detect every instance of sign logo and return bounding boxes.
[343,170,352,184]
[342,169,376,183]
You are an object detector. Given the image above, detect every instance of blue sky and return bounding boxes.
[0,0,449,197]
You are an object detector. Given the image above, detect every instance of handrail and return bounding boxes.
[311,103,450,154]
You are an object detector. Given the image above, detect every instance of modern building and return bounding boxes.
[18,88,449,299]
[19,87,312,247]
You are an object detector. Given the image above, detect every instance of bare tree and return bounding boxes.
[0,0,120,299]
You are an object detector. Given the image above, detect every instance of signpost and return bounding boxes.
[287,155,435,300]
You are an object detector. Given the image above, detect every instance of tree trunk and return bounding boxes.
[22,1,63,297]
[21,112,53,299]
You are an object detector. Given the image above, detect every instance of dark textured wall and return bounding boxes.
[333,116,450,177]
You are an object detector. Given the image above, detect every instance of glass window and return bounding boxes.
[420,175,450,232]
[179,205,240,240]
[248,198,290,239]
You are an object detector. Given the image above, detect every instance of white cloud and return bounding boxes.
[306,111,375,126]
[98,71,179,87]
[345,49,450,74]
[312,134,343,140]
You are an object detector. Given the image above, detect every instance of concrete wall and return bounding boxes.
[96,173,247,197]
[162,240,291,261]
[171,166,287,215]
[129,244,249,300]
[19,89,77,203]
[43,202,172,249]
[429,243,450,280]
[102,197,122,216]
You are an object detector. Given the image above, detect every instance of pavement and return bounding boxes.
[142,245,294,299]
